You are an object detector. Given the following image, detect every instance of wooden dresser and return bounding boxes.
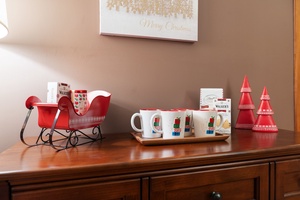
[1,129,300,200]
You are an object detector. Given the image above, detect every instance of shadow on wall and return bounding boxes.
[102,103,134,134]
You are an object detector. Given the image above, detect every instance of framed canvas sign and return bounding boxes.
[99,0,198,42]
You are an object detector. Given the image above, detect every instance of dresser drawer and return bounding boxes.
[0,181,9,200]
[276,159,300,200]
[150,163,269,200]
[12,179,141,200]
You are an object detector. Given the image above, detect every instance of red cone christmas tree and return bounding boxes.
[252,87,278,133]
[235,76,256,129]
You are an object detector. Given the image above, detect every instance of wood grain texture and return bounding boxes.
[0,129,298,184]
[131,132,229,145]
[150,164,269,200]
[295,0,300,131]
[1,129,300,199]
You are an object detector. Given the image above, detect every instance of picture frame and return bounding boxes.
[99,0,198,42]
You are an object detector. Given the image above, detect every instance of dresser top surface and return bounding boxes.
[0,129,299,182]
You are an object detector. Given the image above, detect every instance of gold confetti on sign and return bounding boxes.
[106,0,194,19]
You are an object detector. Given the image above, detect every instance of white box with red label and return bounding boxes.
[213,98,231,134]
[200,88,223,108]
[47,82,71,103]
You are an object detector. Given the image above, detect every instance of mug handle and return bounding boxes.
[130,113,143,132]
[150,113,163,134]
[215,113,224,131]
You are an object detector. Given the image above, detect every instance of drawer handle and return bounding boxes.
[210,191,222,200]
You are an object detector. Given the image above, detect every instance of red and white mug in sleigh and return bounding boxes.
[71,90,88,115]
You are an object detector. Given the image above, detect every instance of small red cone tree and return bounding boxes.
[235,76,256,129]
[252,87,278,133]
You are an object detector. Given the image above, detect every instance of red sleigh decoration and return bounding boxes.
[20,90,111,150]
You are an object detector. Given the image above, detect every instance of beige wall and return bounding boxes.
[0,0,294,152]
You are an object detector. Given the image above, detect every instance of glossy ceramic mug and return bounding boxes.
[192,109,224,137]
[183,109,193,137]
[71,90,88,115]
[173,108,193,137]
[150,109,186,139]
[131,108,161,138]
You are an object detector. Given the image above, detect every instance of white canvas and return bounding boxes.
[99,0,198,42]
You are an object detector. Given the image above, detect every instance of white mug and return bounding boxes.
[184,109,193,137]
[174,108,193,137]
[150,110,186,139]
[131,108,161,138]
[192,109,224,137]
[71,90,88,115]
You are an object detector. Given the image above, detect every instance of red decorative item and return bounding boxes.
[252,87,278,133]
[20,90,111,150]
[235,76,256,129]
[174,118,180,125]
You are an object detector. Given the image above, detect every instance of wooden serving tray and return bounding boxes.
[131,132,230,146]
